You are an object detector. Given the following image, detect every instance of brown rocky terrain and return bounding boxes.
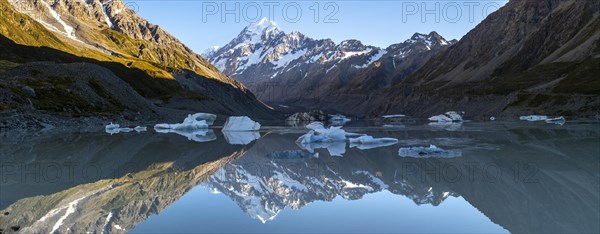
[368,0,600,120]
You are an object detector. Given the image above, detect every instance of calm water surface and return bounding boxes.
[1,122,598,233]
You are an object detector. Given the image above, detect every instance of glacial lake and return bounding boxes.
[1,121,598,233]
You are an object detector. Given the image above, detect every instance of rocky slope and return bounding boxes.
[0,0,277,129]
[205,19,454,113]
[370,0,600,119]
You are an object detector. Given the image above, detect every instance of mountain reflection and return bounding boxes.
[0,123,598,233]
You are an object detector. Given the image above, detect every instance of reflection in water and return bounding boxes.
[223,131,261,145]
[297,141,347,157]
[155,128,217,142]
[0,123,598,233]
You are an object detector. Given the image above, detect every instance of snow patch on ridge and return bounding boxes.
[272,49,308,69]
[39,0,80,41]
[353,49,387,69]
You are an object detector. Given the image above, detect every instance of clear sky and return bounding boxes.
[128,0,508,53]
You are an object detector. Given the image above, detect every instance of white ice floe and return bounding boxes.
[296,124,347,144]
[349,136,399,150]
[519,115,565,125]
[155,113,215,131]
[329,114,351,125]
[428,111,464,122]
[382,114,406,118]
[105,123,135,135]
[105,123,119,131]
[398,145,462,158]
[134,126,147,132]
[187,113,217,125]
[222,116,261,131]
[519,115,548,121]
[155,128,217,143]
[223,131,261,145]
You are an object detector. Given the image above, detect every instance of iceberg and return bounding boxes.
[105,123,146,135]
[329,114,351,125]
[382,114,406,118]
[155,128,217,143]
[223,131,261,145]
[428,111,464,122]
[154,113,214,131]
[154,120,208,131]
[105,127,133,135]
[296,126,347,144]
[398,145,462,158]
[519,115,548,121]
[187,113,217,125]
[222,116,261,131]
[105,123,119,131]
[349,136,399,150]
[134,126,147,132]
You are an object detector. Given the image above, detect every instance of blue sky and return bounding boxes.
[129,0,508,53]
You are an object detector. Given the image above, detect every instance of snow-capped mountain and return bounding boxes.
[205,18,454,112]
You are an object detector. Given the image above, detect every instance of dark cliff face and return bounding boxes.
[371,0,600,119]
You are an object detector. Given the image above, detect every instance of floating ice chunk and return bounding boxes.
[296,127,347,144]
[545,116,566,125]
[155,128,217,142]
[105,123,119,131]
[105,127,133,135]
[223,131,261,145]
[154,113,214,130]
[134,126,147,132]
[398,145,462,158]
[428,111,464,122]
[345,132,366,137]
[186,113,217,125]
[329,114,351,125]
[519,115,548,121]
[222,116,261,131]
[154,120,208,131]
[349,135,398,144]
[428,114,452,122]
[118,128,133,133]
[305,122,325,130]
[349,136,399,150]
[382,114,406,118]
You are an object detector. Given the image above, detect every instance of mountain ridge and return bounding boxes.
[205,18,455,111]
